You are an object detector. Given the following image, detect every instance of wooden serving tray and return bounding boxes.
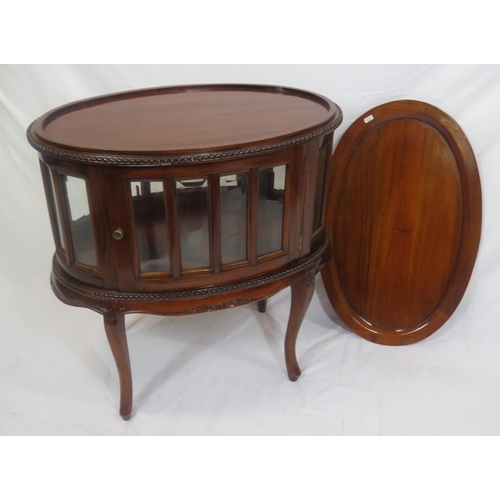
[322,100,482,345]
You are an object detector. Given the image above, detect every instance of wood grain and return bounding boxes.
[322,100,481,345]
[28,84,342,418]
[31,84,339,154]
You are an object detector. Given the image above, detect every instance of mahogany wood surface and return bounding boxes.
[28,84,342,418]
[103,314,132,420]
[29,84,340,156]
[284,276,315,381]
[321,100,481,345]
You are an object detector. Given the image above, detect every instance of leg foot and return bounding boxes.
[257,299,267,313]
[285,276,315,382]
[103,314,133,420]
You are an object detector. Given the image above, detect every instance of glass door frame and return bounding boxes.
[114,148,300,291]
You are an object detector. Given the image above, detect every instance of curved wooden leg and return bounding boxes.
[285,276,315,382]
[257,299,267,313]
[103,314,133,420]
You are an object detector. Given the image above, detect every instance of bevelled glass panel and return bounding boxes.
[65,175,96,267]
[258,164,286,256]
[131,181,170,273]
[220,173,247,265]
[176,178,210,270]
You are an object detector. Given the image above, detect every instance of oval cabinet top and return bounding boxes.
[27,84,342,164]
[321,100,482,345]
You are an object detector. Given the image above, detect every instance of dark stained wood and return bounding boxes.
[101,166,138,290]
[314,135,333,235]
[31,84,338,155]
[29,84,342,418]
[164,178,182,278]
[284,275,315,381]
[322,100,481,345]
[299,140,319,255]
[103,314,132,420]
[286,146,305,260]
[86,165,117,286]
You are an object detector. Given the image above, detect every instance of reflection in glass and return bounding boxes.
[177,178,210,270]
[131,181,170,273]
[313,144,329,232]
[49,170,64,250]
[65,175,96,267]
[220,173,247,265]
[258,164,286,256]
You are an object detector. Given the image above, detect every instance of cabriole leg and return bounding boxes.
[284,275,315,382]
[103,314,133,420]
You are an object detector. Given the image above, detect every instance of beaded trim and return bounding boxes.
[27,106,343,166]
[52,232,330,302]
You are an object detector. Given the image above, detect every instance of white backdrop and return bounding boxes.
[1,64,500,436]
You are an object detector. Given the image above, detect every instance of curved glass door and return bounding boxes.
[122,155,292,285]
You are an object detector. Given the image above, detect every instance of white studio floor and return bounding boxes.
[2,64,500,436]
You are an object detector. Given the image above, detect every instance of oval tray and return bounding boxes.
[27,84,342,162]
[321,100,482,345]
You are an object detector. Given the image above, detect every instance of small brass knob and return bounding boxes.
[112,228,124,240]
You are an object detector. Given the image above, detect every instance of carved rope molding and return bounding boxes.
[26,106,343,166]
[51,232,330,302]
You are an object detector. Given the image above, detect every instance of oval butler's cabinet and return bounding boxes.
[27,84,343,419]
[28,86,482,420]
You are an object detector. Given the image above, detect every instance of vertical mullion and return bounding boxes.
[51,169,75,266]
[85,167,109,278]
[281,162,292,256]
[127,180,143,280]
[210,174,222,274]
[319,141,333,229]
[164,178,181,278]
[287,147,306,260]
[248,167,259,265]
